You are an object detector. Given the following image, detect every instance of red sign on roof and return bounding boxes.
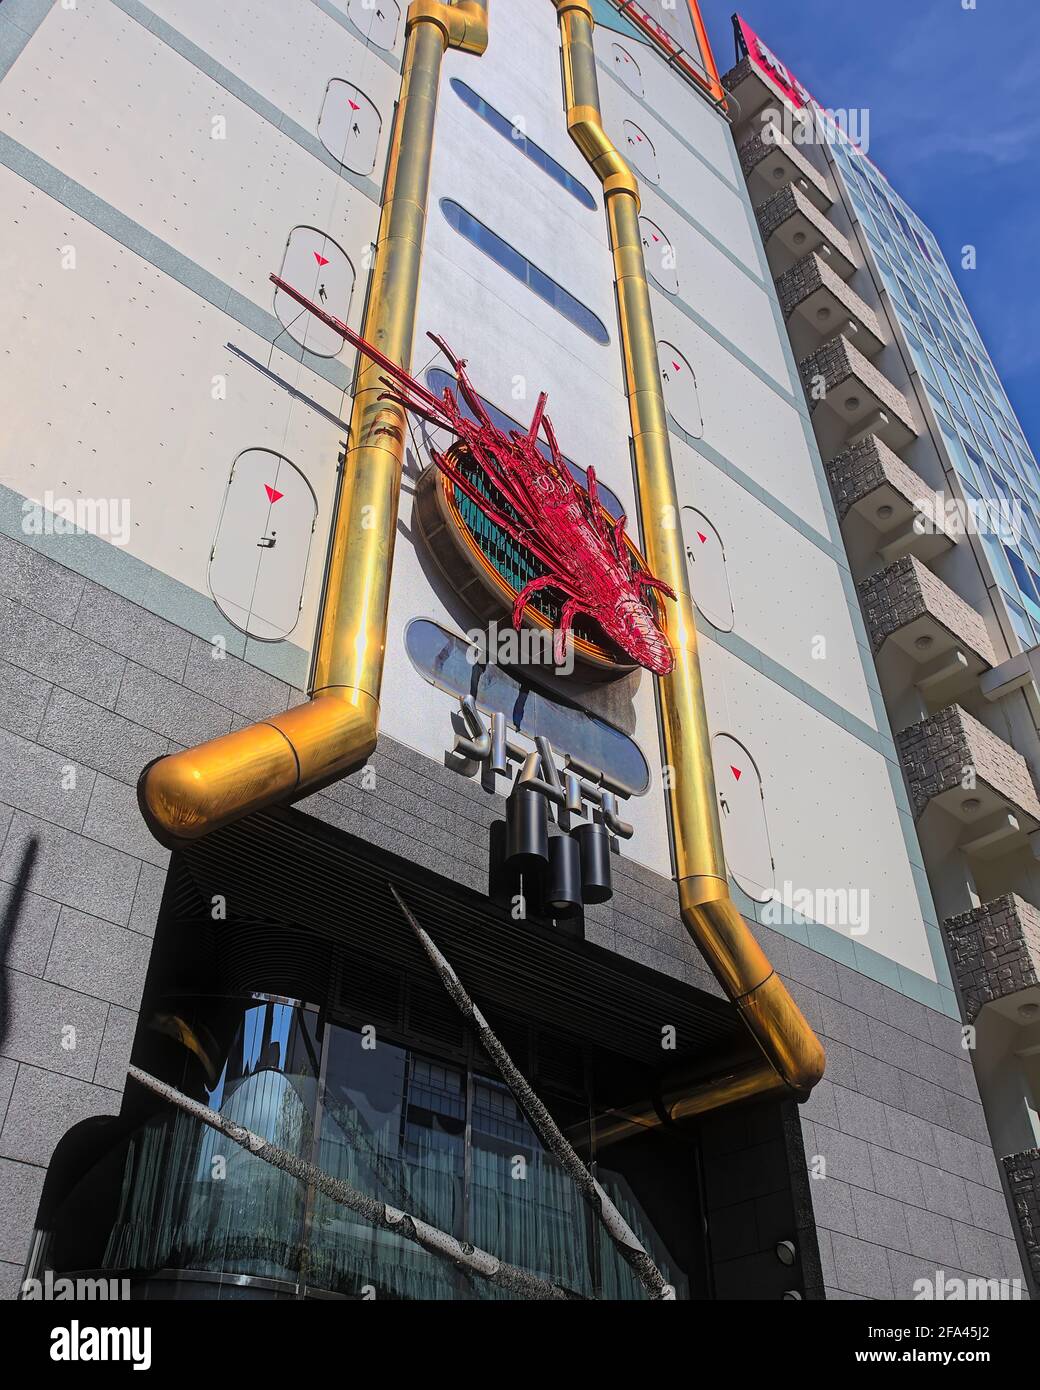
[736,15,813,111]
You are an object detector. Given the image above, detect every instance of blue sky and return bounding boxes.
[693,0,1038,454]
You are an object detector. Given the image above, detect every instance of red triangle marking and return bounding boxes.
[348,99,360,111]
[672,360,682,373]
[730,766,742,781]
[652,233,660,242]
[697,532,707,543]
[265,485,283,504]
[313,251,329,267]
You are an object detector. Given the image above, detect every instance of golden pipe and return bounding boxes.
[551,0,823,1111]
[138,3,488,844]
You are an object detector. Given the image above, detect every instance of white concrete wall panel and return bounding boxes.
[640,215,679,295]
[593,21,737,187]
[145,0,401,145]
[209,449,317,641]
[318,80,382,175]
[700,640,935,979]
[609,41,644,98]
[597,75,759,272]
[640,200,791,389]
[682,508,733,633]
[679,454,876,728]
[0,169,342,644]
[654,300,830,536]
[0,2,380,338]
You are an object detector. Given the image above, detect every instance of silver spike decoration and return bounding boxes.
[388,885,674,1300]
[128,1064,578,1301]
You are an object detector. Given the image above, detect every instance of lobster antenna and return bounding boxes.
[527,391,549,443]
[269,274,445,416]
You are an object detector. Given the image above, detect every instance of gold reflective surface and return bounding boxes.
[551,0,824,1111]
[139,3,488,843]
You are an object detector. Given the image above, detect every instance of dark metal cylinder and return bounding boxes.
[505,786,549,867]
[574,821,612,904]
[546,834,582,915]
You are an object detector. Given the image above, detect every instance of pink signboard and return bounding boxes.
[737,15,814,111]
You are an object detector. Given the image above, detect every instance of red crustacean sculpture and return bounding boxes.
[271,274,676,675]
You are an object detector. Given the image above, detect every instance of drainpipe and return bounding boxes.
[550,0,824,1113]
[138,2,489,843]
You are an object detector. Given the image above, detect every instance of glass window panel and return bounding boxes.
[450,79,596,211]
[405,618,651,796]
[440,200,609,345]
[1002,591,1036,648]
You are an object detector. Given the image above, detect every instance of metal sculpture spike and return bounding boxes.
[271,275,676,675]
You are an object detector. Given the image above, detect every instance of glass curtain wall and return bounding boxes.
[48,997,695,1300]
[828,133,1040,647]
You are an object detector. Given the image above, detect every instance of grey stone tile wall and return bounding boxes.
[0,530,1026,1298]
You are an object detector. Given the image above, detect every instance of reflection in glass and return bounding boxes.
[404,618,650,796]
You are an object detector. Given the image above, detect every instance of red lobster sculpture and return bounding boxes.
[271,274,676,675]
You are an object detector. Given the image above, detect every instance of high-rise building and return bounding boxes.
[0,0,1032,1302]
[727,12,1040,1297]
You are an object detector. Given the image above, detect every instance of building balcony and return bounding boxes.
[776,252,885,355]
[945,895,1040,1022]
[738,122,832,212]
[722,56,795,127]
[859,556,995,696]
[800,335,917,455]
[896,705,1040,858]
[1003,1150,1040,1289]
[826,435,956,563]
[756,185,856,278]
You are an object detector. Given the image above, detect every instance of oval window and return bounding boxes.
[711,735,775,902]
[318,80,381,175]
[209,449,317,641]
[659,342,702,438]
[346,0,400,50]
[273,227,355,358]
[404,619,651,797]
[611,43,644,97]
[640,216,679,296]
[623,120,658,182]
[683,508,733,632]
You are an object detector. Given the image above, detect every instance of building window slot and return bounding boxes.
[440,200,610,345]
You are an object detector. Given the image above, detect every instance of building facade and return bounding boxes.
[0,0,1030,1299]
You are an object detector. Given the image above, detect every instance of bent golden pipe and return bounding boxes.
[551,0,824,1110]
[138,2,488,843]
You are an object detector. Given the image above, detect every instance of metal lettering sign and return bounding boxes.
[449,696,633,841]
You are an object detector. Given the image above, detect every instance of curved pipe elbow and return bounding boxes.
[408,0,488,54]
[679,877,826,1099]
[138,691,379,847]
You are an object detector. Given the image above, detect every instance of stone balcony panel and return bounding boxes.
[800,335,917,455]
[826,435,956,563]
[777,252,885,355]
[738,121,832,212]
[860,556,995,696]
[896,704,1040,857]
[756,184,856,278]
[945,894,1040,1022]
[1003,1150,1040,1290]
